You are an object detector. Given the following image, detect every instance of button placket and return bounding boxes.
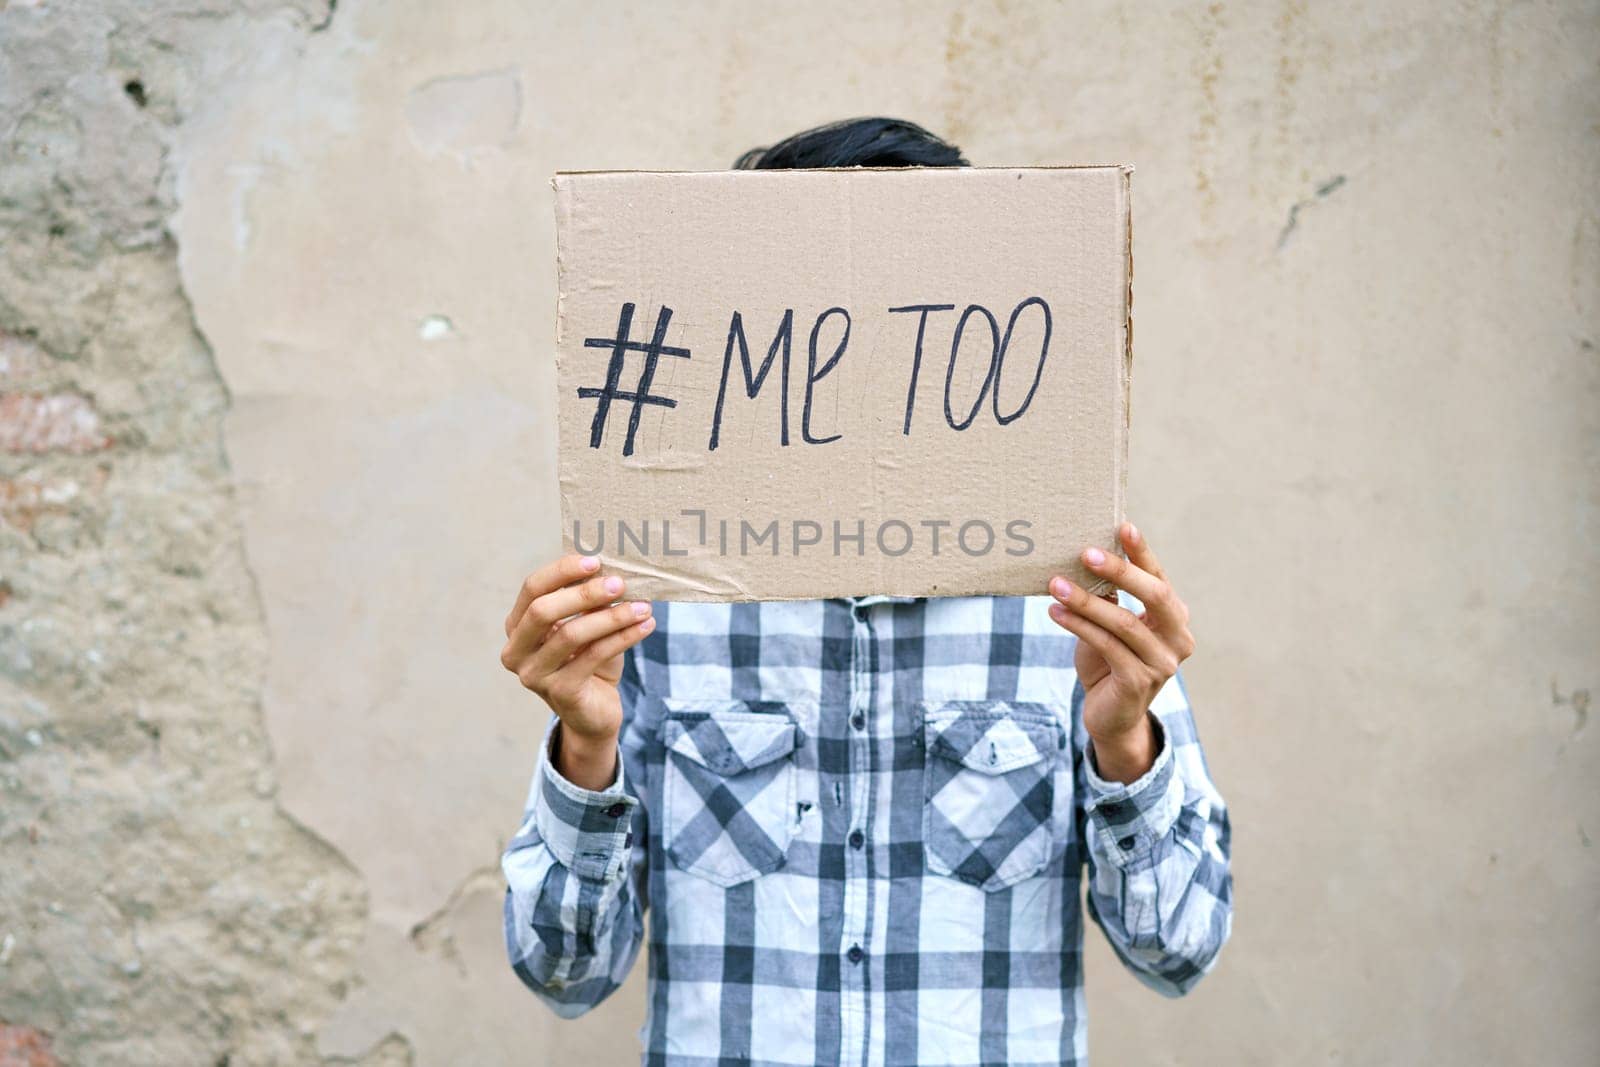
[839,600,875,1067]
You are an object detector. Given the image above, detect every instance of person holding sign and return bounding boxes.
[499,119,1232,1066]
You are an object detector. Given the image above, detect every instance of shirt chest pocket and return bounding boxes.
[920,700,1070,892]
[660,701,801,888]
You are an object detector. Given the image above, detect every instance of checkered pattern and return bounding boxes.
[503,595,1232,1065]
[921,701,1065,891]
[661,704,800,886]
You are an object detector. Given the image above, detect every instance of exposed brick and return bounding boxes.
[0,1024,59,1067]
[0,468,106,533]
[0,4,367,1063]
[0,393,111,454]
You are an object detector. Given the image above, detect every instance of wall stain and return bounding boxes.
[1570,213,1594,316]
[1190,2,1226,219]
[715,28,749,149]
[1273,0,1308,185]
[943,8,977,147]
[1485,0,1505,138]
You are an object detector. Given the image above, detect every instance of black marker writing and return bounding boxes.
[803,307,850,445]
[709,309,793,450]
[888,304,955,435]
[578,302,691,457]
[944,304,1001,431]
[992,297,1053,425]
[578,296,1051,455]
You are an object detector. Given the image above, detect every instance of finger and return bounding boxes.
[550,614,656,688]
[502,572,625,669]
[1046,600,1146,679]
[528,599,652,676]
[1053,601,1111,688]
[1049,577,1174,671]
[1119,522,1168,581]
[505,554,600,636]
[1080,543,1184,631]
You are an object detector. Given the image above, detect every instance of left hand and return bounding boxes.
[1046,522,1196,783]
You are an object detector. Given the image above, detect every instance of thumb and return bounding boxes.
[595,654,624,684]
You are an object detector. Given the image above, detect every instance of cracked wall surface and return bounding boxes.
[0,2,376,1064]
[4,1,1599,1065]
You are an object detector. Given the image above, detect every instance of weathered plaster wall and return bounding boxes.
[0,2,383,1064]
[4,1,1597,1064]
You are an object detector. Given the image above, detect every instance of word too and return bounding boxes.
[578,298,1055,456]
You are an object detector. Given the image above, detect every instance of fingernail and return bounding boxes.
[1084,547,1106,566]
[639,616,656,633]
[632,600,651,616]
[580,556,600,571]
[1048,602,1067,620]
[1050,577,1073,599]
[1125,524,1140,544]
[604,576,623,595]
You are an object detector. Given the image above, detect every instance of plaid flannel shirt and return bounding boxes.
[503,595,1232,1066]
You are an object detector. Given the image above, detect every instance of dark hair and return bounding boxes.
[734,117,967,170]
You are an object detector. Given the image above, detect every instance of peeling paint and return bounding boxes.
[418,314,455,341]
[0,2,367,1063]
[404,69,521,160]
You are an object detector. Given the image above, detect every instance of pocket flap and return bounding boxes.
[923,701,1061,775]
[662,703,798,775]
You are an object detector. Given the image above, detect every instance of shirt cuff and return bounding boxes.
[1083,712,1184,869]
[531,719,638,884]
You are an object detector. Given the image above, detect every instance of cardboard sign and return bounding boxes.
[553,166,1132,601]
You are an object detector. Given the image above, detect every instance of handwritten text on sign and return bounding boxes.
[579,298,1054,456]
[553,166,1132,600]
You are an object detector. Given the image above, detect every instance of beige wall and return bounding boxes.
[161,0,1597,1063]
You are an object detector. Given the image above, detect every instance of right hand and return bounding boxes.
[500,554,654,781]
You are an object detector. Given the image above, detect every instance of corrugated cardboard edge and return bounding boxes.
[1080,165,1134,600]
[1092,163,1135,599]
[552,175,576,560]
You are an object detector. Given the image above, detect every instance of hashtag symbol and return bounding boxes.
[577,302,692,457]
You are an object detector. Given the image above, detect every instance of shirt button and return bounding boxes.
[850,712,865,731]
[1117,835,1137,851]
[847,944,863,964]
[604,802,628,818]
[848,829,865,850]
